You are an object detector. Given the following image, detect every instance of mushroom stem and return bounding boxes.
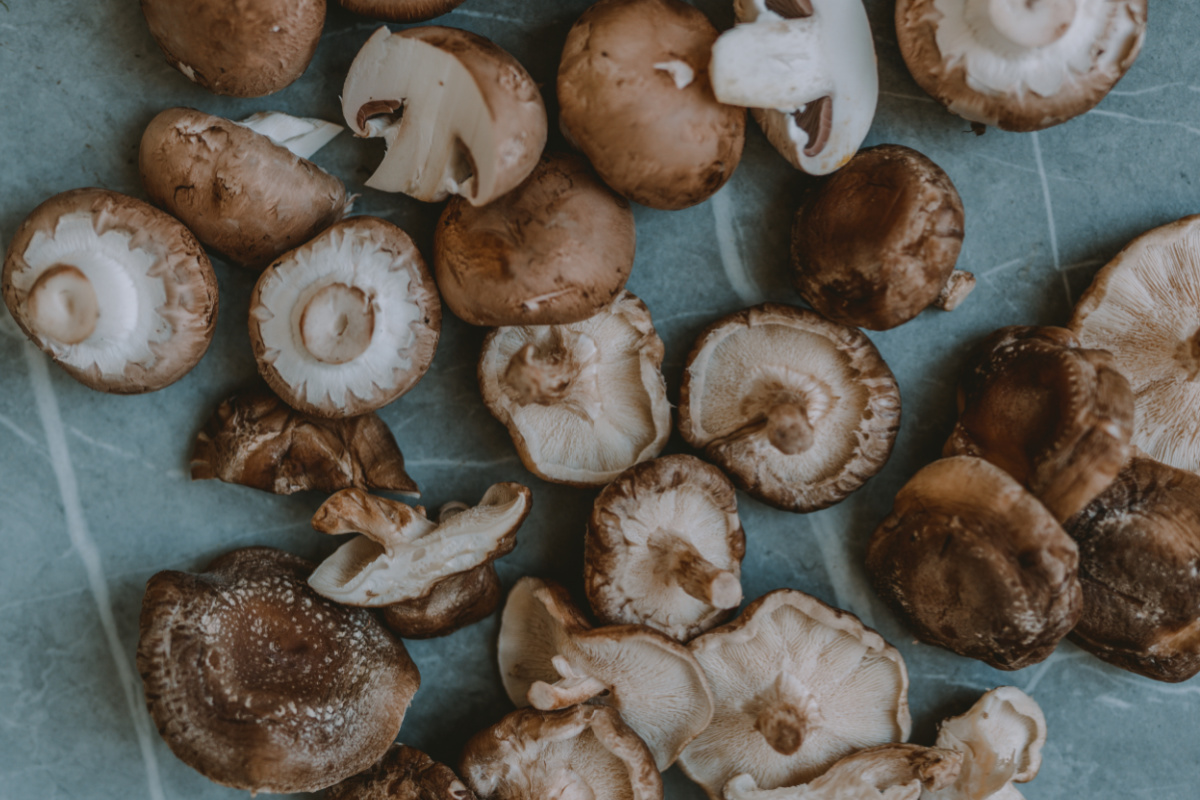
[651,535,741,609]
[526,655,608,710]
[933,270,976,312]
[299,282,375,365]
[754,672,822,756]
[970,0,1078,49]
[26,264,99,346]
[767,402,815,455]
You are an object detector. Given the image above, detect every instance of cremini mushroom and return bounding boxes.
[558,0,746,209]
[866,456,1082,670]
[137,547,419,794]
[434,152,636,327]
[895,0,1148,131]
[326,744,475,800]
[249,216,441,419]
[679,590,912,799]
[2,187,217,393]
[678,304,900,512]
[342,26,547,205]
[585,455,746,641]
[337,0,466,22]
[498,577,714,771]
[478,291,671,486]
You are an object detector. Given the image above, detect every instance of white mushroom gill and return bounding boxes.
[238,111,343,160]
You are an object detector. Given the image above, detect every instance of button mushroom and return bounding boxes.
[326,744,475,800]
[337,0,466,22]
[2,188,218,393]
[585,455,746,641]
[478,291,671,486]
[678,304,901,513]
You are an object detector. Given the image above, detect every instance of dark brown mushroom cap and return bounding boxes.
[136,547,419,794]
[866,456,1083,670]
[1065,456,1200,682]
[944,325,1134,522]
[381,563,503,639]
[338,0,466,22]
[326,744,475,800]
[434,152,636,327]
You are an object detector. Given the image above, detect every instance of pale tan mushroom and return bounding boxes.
[326,744,475,800]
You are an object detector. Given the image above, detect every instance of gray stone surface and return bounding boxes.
[1,0,1198,798]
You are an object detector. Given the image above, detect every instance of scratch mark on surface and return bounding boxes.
[450,8,525,23]
[1107,82,1197,97]
[1030,132,1067,307]
[711,185,764,305]
[1088,108,1200,137]
[653,308,724,328]
[807,507,878,628]
[978,257,1025,277]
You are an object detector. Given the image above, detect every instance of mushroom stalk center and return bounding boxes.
[968,0,1078,49]
[527,655,608,710]
[652,533,741,609]
[767,402,816,455]
[299,283,375,365]
[504,330,600,418]
[755,672,822,756]
[27,264,99,346]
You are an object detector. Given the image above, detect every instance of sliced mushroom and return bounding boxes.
[2,188,217,393]
[338,0,466,22]
[678,304,900,512]
[249,217,441,419]
[479,291,671,486]
[326,744,475,800]
[585,455,746,641]
[237,110,343,159]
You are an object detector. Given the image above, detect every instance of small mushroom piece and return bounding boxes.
[479,291,671,486]
[249,217,441,419]
[434,153,637,327]
[557,0,746,210]
[709,0,877,175]
[791,145,973,330]
[342,26,547,206]
[2,188,217,393]
[137,547,419,794]
[337,0,466,22]
[237,110,343,159]
[326,744,475,800]
[678,304,900,512]
[866,457,1083,670]
[498,577,714,771]
[895,0,1147,131]
[585,455,746,641]
[679,590,912,799]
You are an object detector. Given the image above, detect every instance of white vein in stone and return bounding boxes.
[450,8,525,23]
[1107,82,1197,97]
[404,455,521,469]
[1088,108,1200,137]
[68,425,173,476]
[0,409,43,452]
[1030,131,1068,306]
[979,256,1025,277]
[807,505,878,628]
[711,184,764,305]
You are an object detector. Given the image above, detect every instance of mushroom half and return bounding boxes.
[326,744,475,800]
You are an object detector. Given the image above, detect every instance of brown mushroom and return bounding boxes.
[2,188,217,393]
[137,547,419,794]
[326,744,475,800]
[337,0,466,22]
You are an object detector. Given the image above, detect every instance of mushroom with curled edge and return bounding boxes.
[326,744,476,800]
[338,0,467,22]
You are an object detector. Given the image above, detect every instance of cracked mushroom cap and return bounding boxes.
[866,457,1082,670]
[136,547,419,794]
[498,577,714,771]
[895,0,1147,131]
[249,216,441,419]
[585,455,746,641]
[679,590,911,800]
[479,291,671,486]
[338,0,467,22]
[2,188,217,393]
[678,304,900,513]
[326,744,475,800]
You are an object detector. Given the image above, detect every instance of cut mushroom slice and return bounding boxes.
[678,304,900,512]
[338,0,467,23]
[326,744,475,800]
[2,188,217,393]
[237,110,343,159]
[679,590,911,799]
[342,26,547,206]
[498,577,714,771]
[585,455,746,641]
[479,291,671,486]
[249,217,441,419]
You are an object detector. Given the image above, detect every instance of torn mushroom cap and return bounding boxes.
[479,291,671,486]
[866,456,1082,671]
[679,590,911,800]
[2,188,217,394]
[585,455,746,641]
[498,577,714,771]
[136,547,419,794]
[342,26,547,206]
[710,0,877,174]
[249,216,441,419]
[326,744,475,800]
[678,304,900,513]
[895,0,1147,131]
[338,0,467,23]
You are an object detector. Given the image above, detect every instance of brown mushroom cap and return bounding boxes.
[557,0,746,210]
[678,304,900,513]
[326,744,475,800]
[2,187,217,394]
[866,456,1083,670]
[338,0,466,22]
[435,152,636,327]
[136,547,419,794]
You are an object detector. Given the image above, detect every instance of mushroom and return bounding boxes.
[866,456,1083,670]
[895,0,1148,131]
[140,0,325,97]
[478,291,671,486]
[136,547,420,794]
[585,455,746,641]
[139,107,348,271]
[1064,456,1200,682]
[791,144,974,330]
[337,0,467,22]
[709,0,878,175]
[249,216,441,419]
[434,152,637,327]
[678,590,912,799]
[460,705,663,800]
[678,304,901,513]
[498,577,714,771]
[326,744,475,800]
[557,0,746,210]
[342,26,547,206]
[2,188,217,393]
